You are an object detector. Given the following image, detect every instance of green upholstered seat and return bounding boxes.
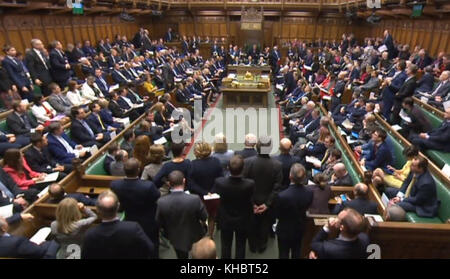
[0,119,9,133]
[85,153,108,176]
[425,150,450,169]
[418,104,442,129]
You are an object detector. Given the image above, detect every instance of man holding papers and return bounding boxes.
[47,122,89,165]
[410,107,450,153]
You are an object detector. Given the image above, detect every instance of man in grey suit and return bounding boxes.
[156,170,207,259]
[47,83,72,115]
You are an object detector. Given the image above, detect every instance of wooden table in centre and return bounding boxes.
[220,71,271,107]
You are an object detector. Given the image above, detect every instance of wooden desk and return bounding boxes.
[221,71,271,107]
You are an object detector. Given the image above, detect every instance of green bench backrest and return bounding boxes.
[85,153,108,176]
[435,177,450,222]
[0,119,9,133]
[418,105,443,129]
[386,133,406,169]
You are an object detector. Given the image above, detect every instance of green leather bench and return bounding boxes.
[84,139,124,176]
[416,105,450,168]
[0,119,9,133]
[385,130,450,224]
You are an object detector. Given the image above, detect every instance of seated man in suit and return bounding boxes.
[111,63,132,86]
[0,216,59,258]
[333,183,378,215]
[6,101,45,139]
[359,128,392,171]
[108,92,139,122]
[70,106,110,147]
[46,183,96,206]
[97,99,124,131]
[47,83,72,116]
[274,163,313,259]
[111,158,161,258]
[47,121,88,165]
[387,156,440,218]
[86,102,117,139]
[309,208,369,259]
[289,108,321,144]
[94,68,111,99]
[0,130,24,157]
[410,107,450,153]
[82,190,155,259]
[103,142,118,175]
[156,170,208,259]
[329,163,354,186]
[24,133,71,180]
[117,87,145,116]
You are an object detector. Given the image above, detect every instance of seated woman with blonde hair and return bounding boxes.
[372,145,419,189]
[51,198,97,259]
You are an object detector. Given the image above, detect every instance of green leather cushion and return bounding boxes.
[425,150,450,169]
[0,119,9,133]
[419,105,442,129]
[85,153,108,176]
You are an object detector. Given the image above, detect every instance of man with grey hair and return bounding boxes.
[82,75,104,101]
[0,216,59,258]
[235,133,257,159]
[243,136,283,253]
[82,190,155,259]
[384,205,406,222]
[25,38,52,96]
[274,163,313,258]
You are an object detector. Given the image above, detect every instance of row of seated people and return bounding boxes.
[2,131,380,259]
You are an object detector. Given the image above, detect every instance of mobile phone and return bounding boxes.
[340,194,348,202]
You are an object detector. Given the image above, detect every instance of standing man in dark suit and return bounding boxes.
[156,171,207,259]
[82,190,155,259]
[333,183,378,215]
[381,60,407,120]
[274,163,313,259]
[382,30,395,59]
[165,28,174,42]
[309,208,369,259]
[243,136,283,254]
[111,158,161,258]
[2,45,34,102]
[270,46,281,74]
[49,40,72,89]
[6,101,45,139]
[0,216,59,258]
[211,155,255,259]
[181,36,190,55]
[25,39,52,96]
[387,156,440,218]
[275,138,302,188]
[235,133,258,159]
[410,107,450,153]
[391,64,417,124]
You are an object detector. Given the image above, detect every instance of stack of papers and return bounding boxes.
[342,119,354,130]
[365,214,384,222]
[154,137,167,145]
[0,204,13,218]
[35,172,59,184]
[203,193,220,200]
[30,227,51,245]
[306,156,321,167]
[276,84,285,91]
[108,84,119,93]
[227,73,236,79]
[391,124,402,131]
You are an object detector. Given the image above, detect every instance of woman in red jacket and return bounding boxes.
[2,148,47,191]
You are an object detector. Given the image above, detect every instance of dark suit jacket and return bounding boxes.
[424,121,450,152]
[399,171,440,217]
[405,106,432,134]
[49,49,71,83]
[311,228,370,259]
[415,73,434,93]
[334,197,378,215]
[0,168,24,197]
[212,176,255,231]
[1,57,30,89]
[70,119,97,147]
[365,141,393,171]
[86,113,108,135]
[235,148,257,159]
[431,81,450,97]
[24,147,56,173]
[111,178,161,238]
[156,191,207,252]
[6,112,38,137]
[243,155,283,207]
[332,173,354,186]
[47,132,77,165]
[108,100,127,118]
[395,77,416,100]
[25,50,52,85]
[82,220,155,259]
[0,235,59,259]
[274,184,313,239]
[275,154,302,187]
[189,157,224,196]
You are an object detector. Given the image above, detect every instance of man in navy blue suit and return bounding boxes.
[0,216,59,258]
[86,102,117,139]
[49,40,72,89]
[111,158,161,258]
[94,68,111,98]
[387,156,440,218]
[71,106,110,147]
[381,60,407,120]
[309,207,369,259]
[274,163,312,259]
[410,107,450,153]
[82,190,155,259]
[47,121,88,165]
[2,45,33,101]
[360,128,392,171]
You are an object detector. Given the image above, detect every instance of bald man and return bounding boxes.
[275,138,302,188]
[0,216,59,258]
[330,163,353,186]
[332,183,378,215]
[191,237,217,259]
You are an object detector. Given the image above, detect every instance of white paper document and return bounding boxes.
[305,156,321,167]
[90,145,99,155]
[37,186,49,198]
[203,193,220,200]
[276,84,285,91]
[0,204,13,218]
[391,124,402,131]
[30,227,51,245]
[365,214,384,222]
[444,100,450,111]
[342,119,354,130]
[108,84,119,93]
[399,109,412,123]
[378,45,388,53]
[154,137,167,145]
[381,193,389,208]
[347,136,357,144]
[442,164,450,178]
[36,172,59,184]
